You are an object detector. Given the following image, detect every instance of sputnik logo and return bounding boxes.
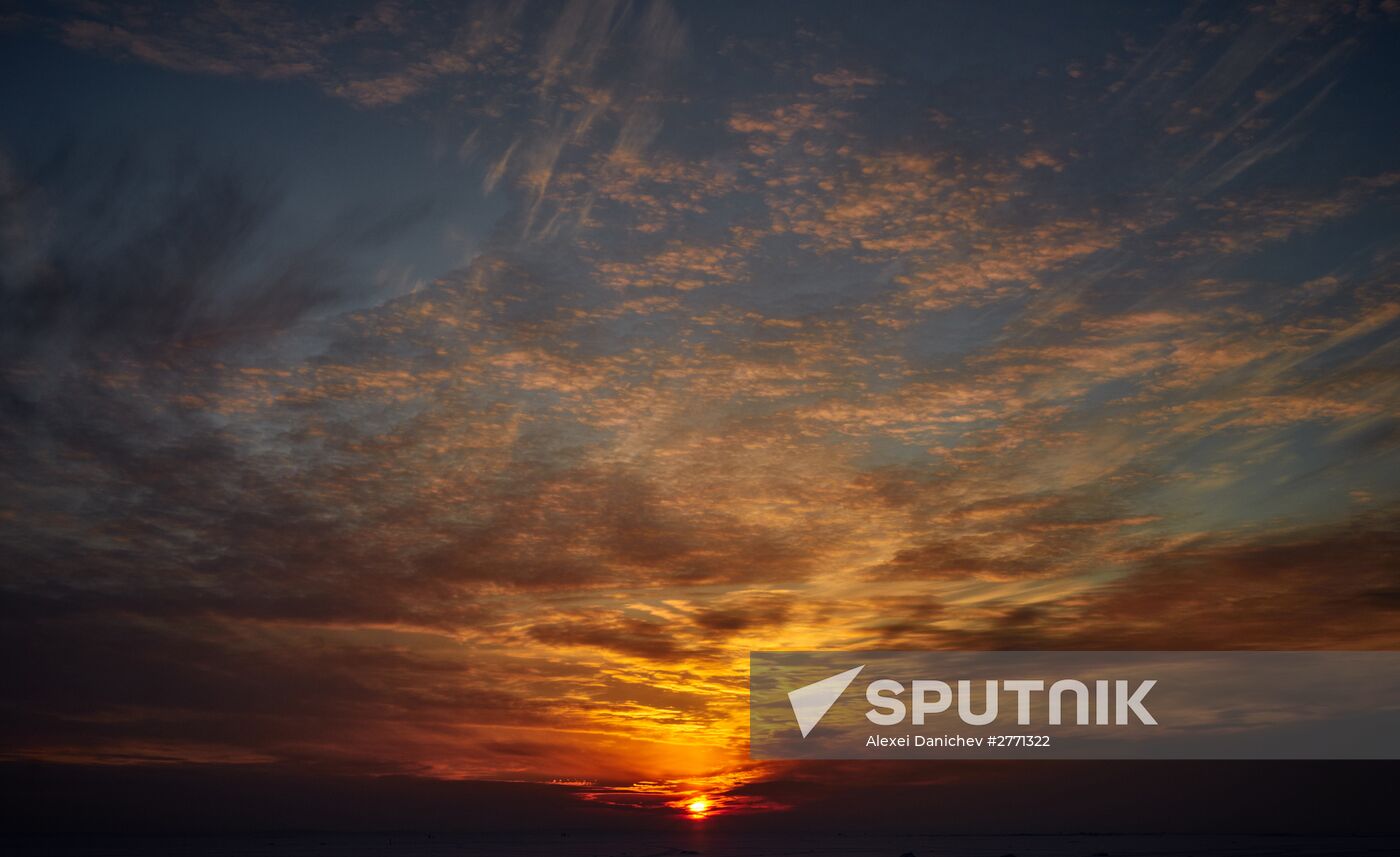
[787,665,865,738]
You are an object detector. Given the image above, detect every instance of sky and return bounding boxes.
[1,0,1399,835]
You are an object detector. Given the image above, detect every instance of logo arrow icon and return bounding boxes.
[788,665,865,738]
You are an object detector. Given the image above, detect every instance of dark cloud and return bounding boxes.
[0,143,428,365]
[691,591,793,633]
[1052,512,1400,649]
[914,511,1400,651]
[529,614,694,662]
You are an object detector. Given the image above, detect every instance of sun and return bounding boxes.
[687,798,710,816]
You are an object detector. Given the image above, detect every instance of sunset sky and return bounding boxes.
[2,0,1399,834]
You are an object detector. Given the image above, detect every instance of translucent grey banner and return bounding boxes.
[750,651,1400,759]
